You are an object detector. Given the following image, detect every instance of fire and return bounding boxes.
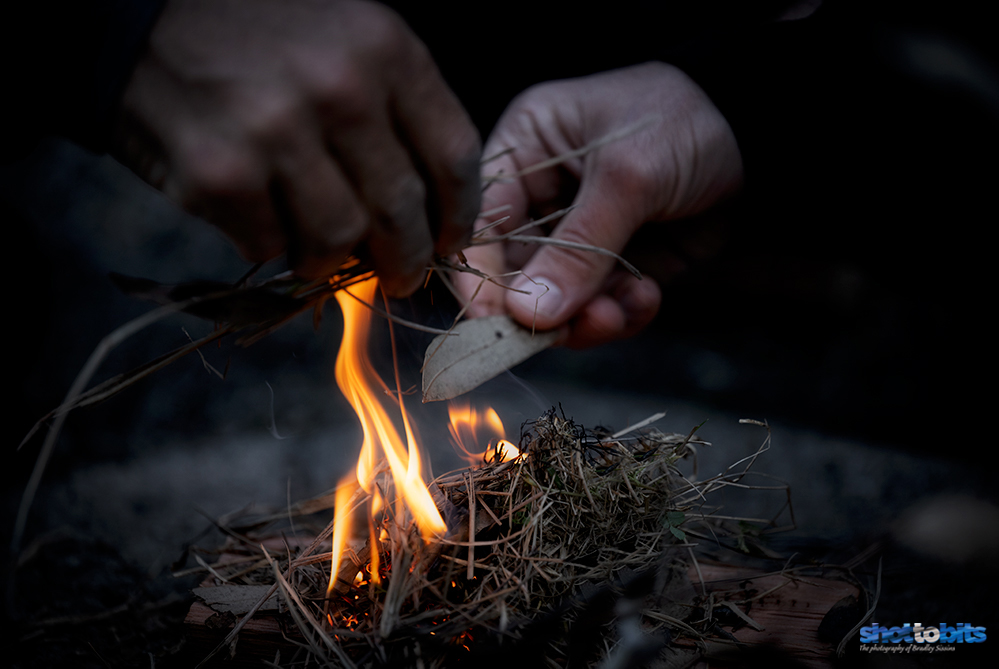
[448,403,522,465]
[327,277,446,599]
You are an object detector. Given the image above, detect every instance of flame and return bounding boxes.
[448,402,522,465]
[327,277,446,598]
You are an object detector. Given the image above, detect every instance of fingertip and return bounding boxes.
[371,238,433,297]
[380,268,429,298]
[285,214,361,281]
[606,274,662,344]
[506,276,566,331]
[616,276,662,327]
[291,250,348,281]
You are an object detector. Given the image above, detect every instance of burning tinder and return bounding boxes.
[327,276,446,598]
[448,403,522,465]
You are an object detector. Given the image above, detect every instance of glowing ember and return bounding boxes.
[448,402,522,464]
[327,276,446,599]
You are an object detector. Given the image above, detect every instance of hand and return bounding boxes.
[113,0,481,296]
[455,62,742,347]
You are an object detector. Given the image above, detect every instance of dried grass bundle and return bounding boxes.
[187,412,783,668]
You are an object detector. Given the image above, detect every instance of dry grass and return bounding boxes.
[184,412,786,668]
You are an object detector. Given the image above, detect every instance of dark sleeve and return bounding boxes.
[1,0,166,161]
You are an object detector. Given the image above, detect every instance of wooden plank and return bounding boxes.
[185,555,859,667]
[182,536,314,666]
[683,562,860,669]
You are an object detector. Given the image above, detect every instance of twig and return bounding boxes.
[10,298,203,613]
[468,207,575,243]
[837,557,882,657]
[495,235,642,279]
[482,116,658,183]
[338,286,455,336]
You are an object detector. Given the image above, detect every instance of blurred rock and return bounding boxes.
[892,494,999,565]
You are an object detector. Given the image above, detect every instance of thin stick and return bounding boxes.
[611,412,667,439]
[18,326,231,449]
[470,215,512,238]
[497,235,641,279]
[339,287,454,336]
[469,207,575,243]
[467,472,476,581]
[837,557,882,657]
[482,116,657,182]
[10,298,201,613]
[263,546,356,669]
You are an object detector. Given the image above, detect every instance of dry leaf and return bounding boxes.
[422,315,558,402]
[192,584,280,615]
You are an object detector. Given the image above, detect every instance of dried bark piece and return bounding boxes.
[192,584,280,615]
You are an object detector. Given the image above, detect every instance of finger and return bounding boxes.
[452,136,529,315]
[504,164,645,331]
[479,139,533,230]
[564,295,627,350]
[364,170,433,297]
[273,139,368,279]
[563,272,661,349]
[324,113,435,296]
[451,271,506,319]
[165,133,288,264]
[391,41,481,257]
[479,94,579,232]
[451,217,510,319]
[454,111,575,316]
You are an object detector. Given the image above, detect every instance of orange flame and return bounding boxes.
[448,402,522,465]
[327,277,446,598]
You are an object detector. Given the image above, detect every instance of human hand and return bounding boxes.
[113,0,480,296]
[455,62,742,347]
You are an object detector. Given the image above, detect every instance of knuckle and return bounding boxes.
[240,96,302,146]
[177,147,260,204]
[511,81,556,110]
[500,95,545,135]
[313,4,413,85]
[505,81,569,125]
[320,209,368,253]
[358,6,410,54]
[344,2,416,64]
[305,62,374,121]
[290,4,419,119]
[373,174,426,232]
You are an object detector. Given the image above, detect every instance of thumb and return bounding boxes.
[504,174,642,331]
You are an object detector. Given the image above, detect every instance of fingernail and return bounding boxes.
[509,276,564,322]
